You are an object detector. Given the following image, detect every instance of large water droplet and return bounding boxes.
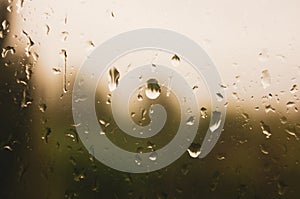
[108,67,120,92]
[149,151,158,161]
[187,143,201,158]
[261,70,271,89]
[145,79,161,100]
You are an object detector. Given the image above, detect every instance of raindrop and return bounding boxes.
[45,24,50,35]
[38,103,47,113]
[108,67,120,92]
[290,84,298,94]
[285,127,299,140]
[277,181,287,196]
[200,107,208,118]
[280,116,287,124]
[261,70,271,89]
[209,111,222,132]
[171,54,180,66]
[106,94,111,104]
[131,112,135,117]
[258,49,269,62]
[260,121,271,138]
[186,116,195,126]
[259,144,269,155]
[2,20,9,30]
[145,79,161,100]
[286,101,295,108]
[1,46,15,58]
[7,5,12,12]
[137,93,143,101]
[52,67,61,75]
[134,154,142,165]
[187,143,201,158]
[265,104,275,113]
[149,151,158,161]
[136,147,144,153]
[216,92,224,101]
[99,119,110,127]
[3,145,13,151]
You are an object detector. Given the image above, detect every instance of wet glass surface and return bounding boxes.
[0,0,299,198]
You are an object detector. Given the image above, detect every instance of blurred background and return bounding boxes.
[0,0,299,198]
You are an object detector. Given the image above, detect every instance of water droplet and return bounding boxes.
[1,46,15,58]
[187,143,201,158]
[258,49,269,62]
[285,127,299,140]
[108,67,120,92]
[200,107,208,118]
[216,92,224,101]
[171,54,180,66]
[145,79,161,100]
[209,111,222,132]
[265,104,276,113]
[286,101,295,108]
[2,20,9,30]
[52,67,61,75]
[261,70,271,89]
[186,116,195,126]
[7,5,12,12]
[134,154,142,165]
[149,151,158,161]
[259,144,269,155]
[39,103,47,113]
[131,112,135,117]
[137,93,143,101]
[99,119,110,127]
[3,145,13,151]
[280,116,287,124]
[290,84,298,94]
[260,121,271,138]
[277,181,287,196]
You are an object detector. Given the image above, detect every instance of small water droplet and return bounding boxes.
[265,104,276,113]
[145,79,161,100]
[277,181,287,196]
[137,93,143,101]
[52,67,61,75]
[131,112,136,117]
[186,116,195,126]
[259,144,269,155]
[2,20,9,30]
[149,151,158,161]
[39,103,47,113]
[209,111,222,132]
[108,67,120,92]
[216,92,224,101]
[261,70,271,89]
[187,143,201,158]
[258,49,269,62]
[134,154,142,165]
[260,121,271,138]
[290,84,298,94]
[171,54,180,66]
